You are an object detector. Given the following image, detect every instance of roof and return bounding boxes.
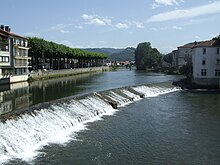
[0,29,27,40]
[193,40,216,47]
[178,38,220,49]
[178,42,197,48]
[0,32,8,37]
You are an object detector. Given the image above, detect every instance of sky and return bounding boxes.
[1,0,220,53]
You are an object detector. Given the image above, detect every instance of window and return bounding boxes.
[202,60,206,65]
[215,70,220,77]
[203,48,206,54]
[217,48,220,54]
[201,69,207,76]
[216,59,220,64]
[0,56,9,62]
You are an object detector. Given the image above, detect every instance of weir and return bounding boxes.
[0,83,181,163]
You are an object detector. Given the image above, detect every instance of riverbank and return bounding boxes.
[29,66,110,81]
[172,78,220,91]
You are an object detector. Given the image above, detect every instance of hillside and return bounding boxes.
[108,47,135,62]
[83,48,124,56]
[83,47,135,62]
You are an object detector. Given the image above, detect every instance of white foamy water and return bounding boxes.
[0,95,116,163]
[0,85,181,164]
[132,85,181,97]
[120,89,141,101]
[104,91,132,106]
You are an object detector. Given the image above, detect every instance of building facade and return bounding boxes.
[172,42,197,68]
[0,25,31,83]
[192,39,220,87]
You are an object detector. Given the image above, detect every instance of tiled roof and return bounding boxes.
[0,29,27,40]
[193,40,216,47]
[178,38,220,49]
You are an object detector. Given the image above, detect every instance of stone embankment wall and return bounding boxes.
[30,66,110,81]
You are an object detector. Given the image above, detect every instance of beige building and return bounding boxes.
[0,25,31,84]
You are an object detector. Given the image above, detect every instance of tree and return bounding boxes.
[28,37,107,70]
[179,62,193,79]
[163,53,173,65]
[134,42,161,70]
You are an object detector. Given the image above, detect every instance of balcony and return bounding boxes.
[0,51,10,67]
[14,55,31,60]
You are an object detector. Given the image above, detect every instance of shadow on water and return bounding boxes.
[0,72,103,115]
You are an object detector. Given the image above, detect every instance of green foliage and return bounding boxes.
[163,53,173,65]
[28,37,107,59]
[179,63,193,79]
[134,42,162,70]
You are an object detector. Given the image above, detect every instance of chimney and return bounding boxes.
[0,25,4,30]
[5,26,10,32]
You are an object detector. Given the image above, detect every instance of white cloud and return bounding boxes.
[125,20,145,29]
[150,27,158,31]
[82,14,112,26]
[62,40,74,47]
[195,36,201,40]
[75,25,83,29]
[61,40,85,48]
[172,25,182,30]
[50,24,72,33]
[148,1,220,22]
[115,23,129,29]
[152,0,184,9]
[133,21,145,28]
[25,32,40,37]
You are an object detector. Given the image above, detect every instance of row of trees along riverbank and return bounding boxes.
[28,37,107,70]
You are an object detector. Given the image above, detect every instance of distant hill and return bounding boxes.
[108,47,135,62]
[83,47,135,62]
[83,48,124,56]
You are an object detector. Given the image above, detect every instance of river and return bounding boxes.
[0,69,220,165]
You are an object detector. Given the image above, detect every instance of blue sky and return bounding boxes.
[1,0,220,53]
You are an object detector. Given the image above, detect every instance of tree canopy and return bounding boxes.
[134,42,162,70]
[28,37,107,59]
[163,53,173,65]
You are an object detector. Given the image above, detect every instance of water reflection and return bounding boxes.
[0,73,101,115]
[0,70,182,116]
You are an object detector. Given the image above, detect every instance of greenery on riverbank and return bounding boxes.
[28,37,107,70]
[134,42,162,70]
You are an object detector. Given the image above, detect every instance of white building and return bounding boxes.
[0,25,31,84]
[192,39,220,87]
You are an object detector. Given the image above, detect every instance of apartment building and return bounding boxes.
[0,25,31,83]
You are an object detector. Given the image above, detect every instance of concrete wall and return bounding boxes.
[30,66,110,80]
[10,75,29,83]
[193,78,220,87]
[177,47,192,68]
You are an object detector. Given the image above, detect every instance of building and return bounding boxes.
[172,42,199,68]
[191,38,220,87]
[0,25,31,84]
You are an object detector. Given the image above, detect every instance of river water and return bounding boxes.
[0,69,220,165]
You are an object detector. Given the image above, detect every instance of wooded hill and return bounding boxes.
[83,47,135,62]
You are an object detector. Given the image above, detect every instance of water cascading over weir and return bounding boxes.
[0,83,181,163]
